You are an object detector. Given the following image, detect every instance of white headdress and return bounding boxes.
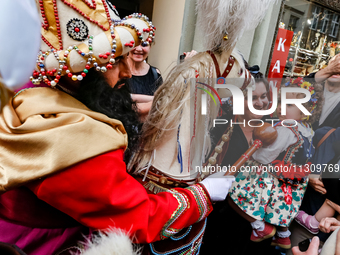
[196,0,278,52]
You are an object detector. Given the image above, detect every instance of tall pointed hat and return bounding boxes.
[31,0,155,86]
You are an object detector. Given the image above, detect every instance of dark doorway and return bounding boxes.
[109,0,154,20]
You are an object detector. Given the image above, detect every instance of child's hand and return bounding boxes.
[308,178,327,195]
[315,53,340,83]
[292,236,319,255]
[319,217,340,233]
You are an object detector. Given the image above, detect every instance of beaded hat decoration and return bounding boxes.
[284,77,318,113]
[31,0,155,87]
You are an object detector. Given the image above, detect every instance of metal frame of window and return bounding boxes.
[311,5,321,30]
[330,13,340,37]
[321,10,330,33]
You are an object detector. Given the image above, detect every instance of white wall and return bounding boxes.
[235,30,256,62]
[248,0,282,74]
[148,0,283,77]
[147,0,186,78]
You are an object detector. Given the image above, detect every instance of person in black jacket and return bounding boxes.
[127,44,163,120]
[306,54,340,129]
[288,127,340,254]
[127,44,162,96]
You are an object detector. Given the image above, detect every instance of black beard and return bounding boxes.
[76,68,140,162]
[114,79,128,89]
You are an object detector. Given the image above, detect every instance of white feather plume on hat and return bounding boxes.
[196,0,278,52]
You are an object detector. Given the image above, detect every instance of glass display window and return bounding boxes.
[278,0,340,77]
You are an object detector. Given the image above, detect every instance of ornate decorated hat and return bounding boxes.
[31,0,156,87]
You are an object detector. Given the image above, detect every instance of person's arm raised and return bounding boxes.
[314,54,340,83]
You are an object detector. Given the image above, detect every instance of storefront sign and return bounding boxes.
[268,28,294,79]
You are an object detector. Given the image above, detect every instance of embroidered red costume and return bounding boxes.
[28,149,212,243]
[0,87,212,255]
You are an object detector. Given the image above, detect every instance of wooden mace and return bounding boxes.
[224,122,278,176]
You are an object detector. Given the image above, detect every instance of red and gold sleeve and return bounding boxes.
[28,149,212,243]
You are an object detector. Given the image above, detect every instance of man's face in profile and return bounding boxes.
[103,54,132,89]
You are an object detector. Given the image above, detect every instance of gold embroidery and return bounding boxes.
[41,0,110,50]
[41,0,60,49]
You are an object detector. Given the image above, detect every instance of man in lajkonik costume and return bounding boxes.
[130,0,278,177]
[0,0,236,254]
[129,0,277,254]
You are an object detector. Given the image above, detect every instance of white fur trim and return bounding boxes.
[80,229,141,255]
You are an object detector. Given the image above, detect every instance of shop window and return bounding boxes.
[275,0,340,78]
[320,10,330,33]
[311,6,321,30]
[288,15,299,31]
[330,14,339,38]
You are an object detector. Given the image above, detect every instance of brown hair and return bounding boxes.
[252,72,269,92]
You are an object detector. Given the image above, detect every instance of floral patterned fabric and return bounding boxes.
[230,169,308,227]
[229,124,313,227]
